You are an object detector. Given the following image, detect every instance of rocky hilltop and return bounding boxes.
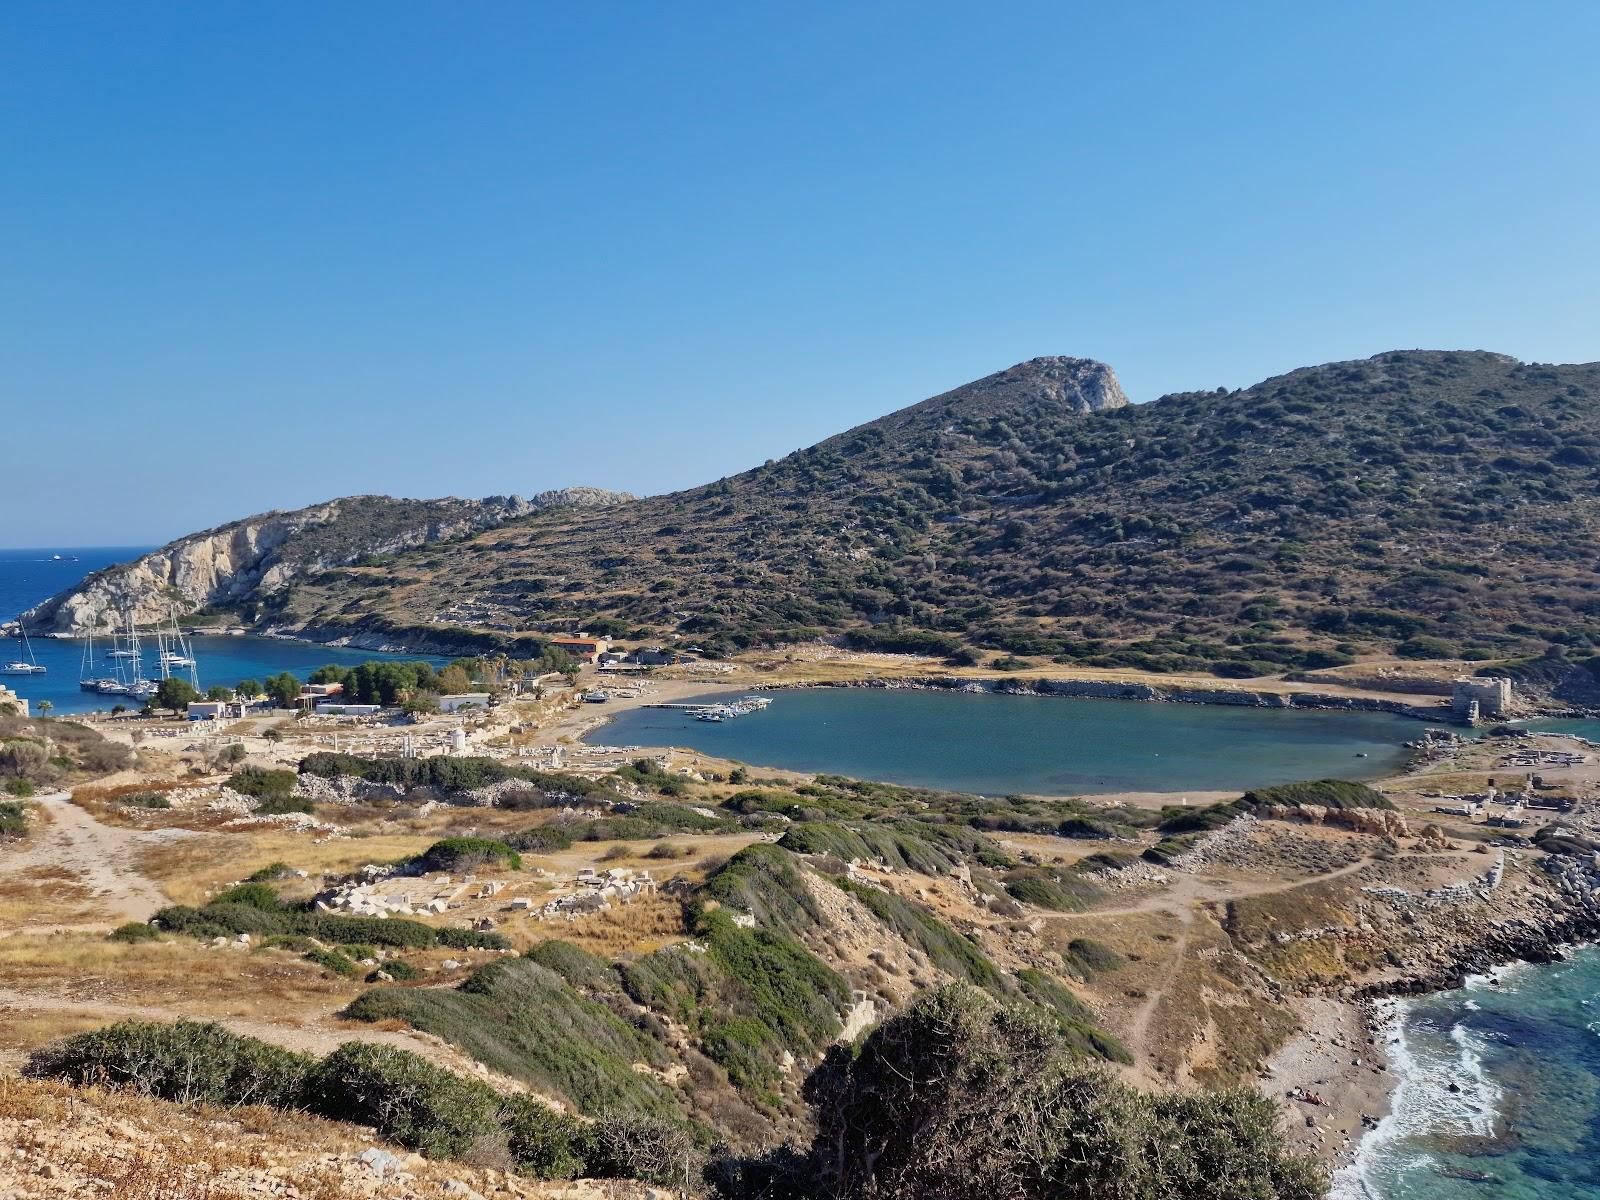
[270,350,1600,672]
[32,350,1600,677]
[23,489,631,634]
[823,354,1127,443]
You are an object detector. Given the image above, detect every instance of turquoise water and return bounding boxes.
[587,686,1419,796]
[1516,717,1600,742]
[1337,949,1600,1199]
[0,547,447,713]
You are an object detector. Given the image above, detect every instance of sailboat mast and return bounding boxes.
[128,611,143,685]
[173,607,199,690]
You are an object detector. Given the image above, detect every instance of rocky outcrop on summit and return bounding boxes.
[827,355,1127,444]
[24,489,631,634]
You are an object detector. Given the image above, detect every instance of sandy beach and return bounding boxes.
[532,676,752,745]
[1259,996,1395,1170]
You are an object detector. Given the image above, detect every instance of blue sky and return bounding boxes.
[4,2,1598,546]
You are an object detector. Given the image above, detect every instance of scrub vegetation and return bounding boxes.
[273,352,1600,680]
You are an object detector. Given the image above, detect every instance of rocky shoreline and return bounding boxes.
[755,672,1454,721]
[1355,899,1600,1001]
[1290,856,1600,1183]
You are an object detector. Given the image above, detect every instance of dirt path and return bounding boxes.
[1063,857,1383,1079]
[1074,856,1380,921]
[2,791,193,932]
[1123,906,1194,1075]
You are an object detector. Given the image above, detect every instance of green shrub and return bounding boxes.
[1397,635,1459,660]
[1002,867,1102,912]
[1142,835,1200,866]
[227,767,299,802]
[724,787,867,822]
[370,959,421,983]
[109,922,160,943]
[408,837,522,874]
[211,882,284,910]
[697,844,825,938]
[622,909,849,1096]
[779,820,1005,876]
[435,926,513,951]
[254,795,315,816]
[150,899,508,951]
[803,984,1324,1200]
[1238,778,1395,811]
[25,1020,312,1108]
[1155,801,1244,835]
[245,861,296,883]
[0,799,26,836]
[1014,969,1131,1064]
[579,1109,706,1188]
[307,1042,502,1160]
[344,959,676,1115]
[305,948,359,977]
[298,753,621,804]
[303,913,439,947]
[1061,938,1124,981]
[524,940,615,991]
[121,791,171,809]
[612,758,695,797]
[500,1094,587,1179]
[1054,815,1133,839]
[506,825,576,853]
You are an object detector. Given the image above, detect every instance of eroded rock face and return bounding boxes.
[1262,803,1410,839]
[25,489,632,634]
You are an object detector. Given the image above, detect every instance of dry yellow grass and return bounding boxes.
[0,933,364,1026]
[0,870,103,927]
[531,832,763,879]
[524,893,690,957]
[134,829,445,905]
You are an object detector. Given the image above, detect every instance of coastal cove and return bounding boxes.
[584,685,1421,797]
[0,548,449,714]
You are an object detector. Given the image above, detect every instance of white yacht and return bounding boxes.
[2,623,45,675]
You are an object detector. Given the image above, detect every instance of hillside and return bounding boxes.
[6,736,1346,1196]
[38,350,1600,674]
[21,489,631,637]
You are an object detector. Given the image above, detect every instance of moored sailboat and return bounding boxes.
[2,621,46,675]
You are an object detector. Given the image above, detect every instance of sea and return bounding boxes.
[586,683,1418,797]
[1335,949,1600,1199]
[0,546,447,713]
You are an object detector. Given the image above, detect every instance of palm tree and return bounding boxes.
[36,700,52,718]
